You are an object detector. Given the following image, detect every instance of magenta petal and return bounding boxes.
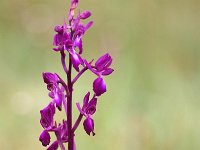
[93,77,106,96]
[85,21,93,31]
[104,56,112,69]
[47,141,58,150]
[83,92,90,108]
[95,53,108,67]
[83,117,95,136]
[39,130,51,147]
[101,68,114,76]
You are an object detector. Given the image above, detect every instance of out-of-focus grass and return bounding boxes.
[0,0,200,149]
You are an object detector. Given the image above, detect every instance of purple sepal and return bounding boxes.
[93,77,106,96]
[54,25,63,33]
[95,53,112,71]
[39,130,51,147]
[101,68,114,76]
[83,92,90,108]
[85,21,93,31]
[83,117,95,136]
[80,11,91,19]
[47,141,59,150]
[43,72,58,85]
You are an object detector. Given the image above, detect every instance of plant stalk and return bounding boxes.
[67,54,74,150]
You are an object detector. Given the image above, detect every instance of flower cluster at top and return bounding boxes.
[38,0,113,150]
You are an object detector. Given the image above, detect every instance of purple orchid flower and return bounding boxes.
[39,103,56,147]
[83,53,113,96]
[39,0,113,149]
[53,22,70,52]
[43,72,64,111]
[76,92,97,116]
[76,92,97,135]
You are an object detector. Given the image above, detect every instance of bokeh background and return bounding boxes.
[1,0,200,149]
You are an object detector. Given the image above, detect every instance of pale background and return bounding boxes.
[0,0,200,149]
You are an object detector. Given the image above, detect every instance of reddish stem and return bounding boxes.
[72,113,83,132]
[72,67,88,85]
[67,54,74,150]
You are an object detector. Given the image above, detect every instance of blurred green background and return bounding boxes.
[0,0,200,149]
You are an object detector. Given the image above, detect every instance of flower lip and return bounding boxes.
[39,130,51,147]
[40,102,55,129]
[83,117,95,136]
